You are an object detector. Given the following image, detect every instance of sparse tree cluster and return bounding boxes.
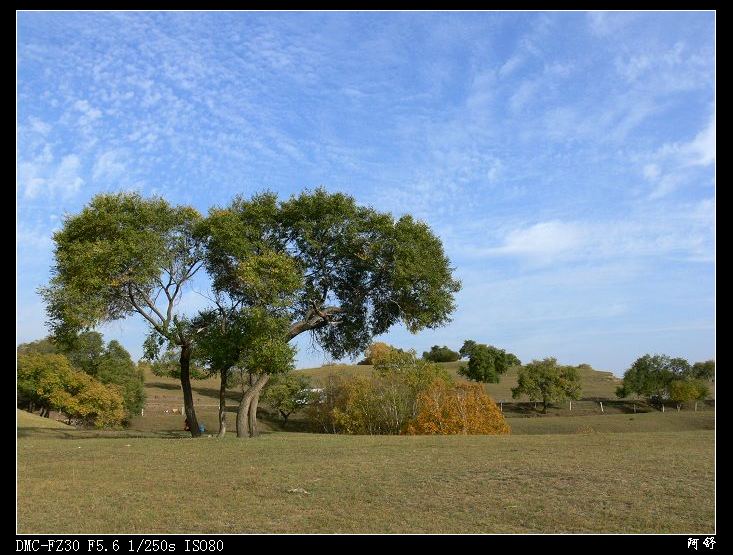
[616,354,713,408]
[17,352,126,428]
[17,333,144,421]
[511,357,582,413]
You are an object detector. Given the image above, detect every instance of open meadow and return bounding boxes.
[17,364,715,534]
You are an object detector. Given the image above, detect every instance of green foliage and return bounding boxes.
[40,192,203,348]
[689,360,715,381]
[200,188,461,360]
[59,331,105,376]
[236,308,296,377]
[617,354,693,403]
[459,340,477,359]
[511,358,582,412]
[459,343,521,384]
[17,338,58,356]
[17,353,125,428]
[149,350,209,380]
[19,334,144,419]
[305,374,351,434]
[262,372,312,425]
[668,380,709,405]
[423,345,460,363]
[97,340,146,417]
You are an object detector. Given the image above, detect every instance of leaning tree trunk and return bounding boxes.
[180,344,201,437]
[217,369,228,438]
[236,373,269,438]
[247,374,269,437]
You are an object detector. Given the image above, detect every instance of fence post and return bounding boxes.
[500,401,503,412]
[695,401,698,412]
[662,404,665,413]
[569,400,572,411]
[141,408,144,417]
[599,401,604,413]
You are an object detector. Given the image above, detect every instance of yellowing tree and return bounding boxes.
[17,352,126,428]
[362,342,396,366]
[407,380,510,435]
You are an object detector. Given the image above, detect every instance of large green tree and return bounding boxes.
[422,345,460,363]
[41,193,206,436]
[458,343,520,384]
[688,359,715,381]
[511,358,582,413]
[615,354,692,404]
[198,189,461,437]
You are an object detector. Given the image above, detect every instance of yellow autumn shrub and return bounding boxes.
[406,379,510,435]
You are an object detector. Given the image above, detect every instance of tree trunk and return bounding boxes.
[180,344,201,437]
[280,410,290,429]
[217,368,228,438]
[236,373,269,438]
[542,399,548,413]
[248,375,269,437]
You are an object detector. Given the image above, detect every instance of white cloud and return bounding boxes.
[498,54,524,78]
[492,221,585,261]
[486,158,503,183]
[642,112,715,198]
[29,117,51,135]
[510,80,538,113]
[20,152,85,199]
[92,149,127,182]
[17,225,53,251]
[643,163,660,181]
[683,115,715,167]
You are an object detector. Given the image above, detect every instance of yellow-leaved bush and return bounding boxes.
[406,379,511,435]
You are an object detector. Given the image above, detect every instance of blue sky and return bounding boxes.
[17,11,715,375]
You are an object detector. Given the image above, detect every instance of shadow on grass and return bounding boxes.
[17,427,190,440]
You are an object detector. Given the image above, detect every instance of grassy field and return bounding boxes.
[17,364,715,534]
[104,366,714,435]
[16,409,74,429]
[18,427,714,534]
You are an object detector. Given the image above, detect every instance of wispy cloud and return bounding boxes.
[642,111,715,199]
[20,151,85,200]
[17,12,714,371]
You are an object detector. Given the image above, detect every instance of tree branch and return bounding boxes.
[289,305,344,339]
[127,286,167,337]
[132,284,168,325]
